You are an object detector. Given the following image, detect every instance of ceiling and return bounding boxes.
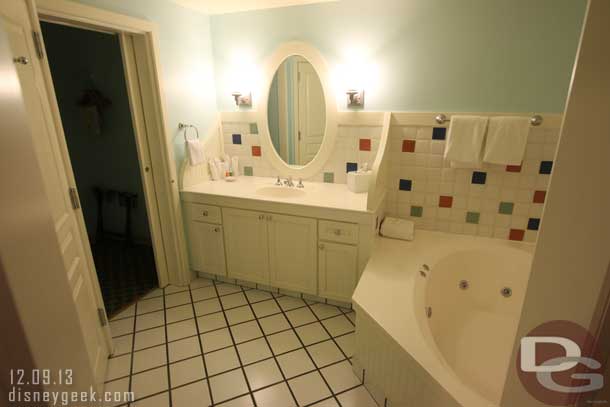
[171,0,338,15]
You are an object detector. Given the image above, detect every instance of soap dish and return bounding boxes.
[224,176,237,182]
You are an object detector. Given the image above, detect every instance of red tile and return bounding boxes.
[402,139,416,153]
[251,146,261,157]
[359,139,371,151]
[533,190,546,204]
[506,165,522,173]
[438,196,453,208]
[509,229,525,241]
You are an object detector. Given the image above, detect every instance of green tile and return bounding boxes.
[323,172,334,183]
[243,166,253,176]
[466,211,480,224]
[498,202,514,215]
[249,123,258,134]
[410,206,423,217]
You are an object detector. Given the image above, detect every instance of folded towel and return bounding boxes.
[208,158,220,180]
[444,116,489,167]
[380,217,414,241]
[186,139,205,166]
[483,116,530,165]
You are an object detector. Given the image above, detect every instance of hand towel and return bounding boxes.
[444,116,489,167]
[483,116,530,165]
[208,158,219,180]
[186,139,205,166]
[380,217,415,241]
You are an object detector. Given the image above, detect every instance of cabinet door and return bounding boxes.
[318,242,358,302]
[223,208,269,284]
[268,214,317,295]
[186,221,226,276]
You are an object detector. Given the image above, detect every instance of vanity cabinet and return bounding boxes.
[318,242,358,301]
[184,203,226,277]
[223,208,317,294]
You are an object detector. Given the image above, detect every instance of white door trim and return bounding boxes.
[26,0,190,291]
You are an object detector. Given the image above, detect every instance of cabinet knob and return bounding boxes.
[333,229,342,235]
[213,227,220,232]
[202,210,208,216]
[259,214,265,220]
[267,215,273,221]
[318,243,325,250]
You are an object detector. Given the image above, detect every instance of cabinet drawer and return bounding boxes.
[318,220,358,244]
[184,203,222,224]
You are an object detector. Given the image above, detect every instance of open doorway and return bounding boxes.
[40,21,158,317]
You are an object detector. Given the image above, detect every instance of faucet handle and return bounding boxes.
[275,175,282,186]
[296,178,304,188]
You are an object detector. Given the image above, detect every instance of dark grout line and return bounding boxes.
[126,301,138,407]
[211,280,257,407]
[187,284,215,406]
[268,294,343,407]
[304,301,352,363]
[239,285,299,406]
[161,286,173,407]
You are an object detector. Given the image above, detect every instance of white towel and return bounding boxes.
[186,139,205,166]
[444,116,489,167]
[483,116,530,165]
[208,158,220,180]
[380,217,414,241]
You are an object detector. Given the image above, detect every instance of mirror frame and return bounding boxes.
[258,41,338,178]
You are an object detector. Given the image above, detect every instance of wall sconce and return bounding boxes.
[346,89,364,108]
[231,91,252,107]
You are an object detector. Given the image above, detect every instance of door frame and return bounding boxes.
[25,0,191,295]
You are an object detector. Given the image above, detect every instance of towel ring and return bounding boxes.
[179,122,199,141]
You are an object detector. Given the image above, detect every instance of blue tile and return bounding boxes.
[471,171,487,185]
[346,162,358,173]
[232,134,242,145]
[432,127,446,140]
[539,161,553,174]
[399,179,412,191]
[527,218,540,231]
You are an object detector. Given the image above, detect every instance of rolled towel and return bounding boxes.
[483,116,530,165]
[186,139,205,166]
[444,116,489,167]
[380,217,415,241]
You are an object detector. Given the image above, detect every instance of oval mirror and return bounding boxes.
[267,55,326,166]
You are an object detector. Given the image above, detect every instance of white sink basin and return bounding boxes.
[256,186,306,199]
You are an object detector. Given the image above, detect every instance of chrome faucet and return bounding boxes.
[296,178,304,188]
[275,175,282,186]
[283,176,294,187]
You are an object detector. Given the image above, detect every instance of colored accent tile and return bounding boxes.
[249,123,258,134]
[439,195,453,208]
[533,190,546,204]
[323,172,334,183]
[506,165,522,173]
[402,139,416,153]
[399,179,412,191]
[465,212,480,224]
[432,127,446,140]
[359,139,371,151]
[498,202,514,215]
[539,161,553,174]
[251,146,261,157]
[232,134,242,144]
[471,171,487,185]
[410,206,423,217]
[527,218,541,231]
[346,162,358,173]
[509,229,525,241]
[243,166,253,176]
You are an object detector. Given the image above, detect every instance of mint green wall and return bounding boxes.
[210,0,586,113]
[69,0,218,170]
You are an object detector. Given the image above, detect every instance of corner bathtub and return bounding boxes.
[352,231,533,407]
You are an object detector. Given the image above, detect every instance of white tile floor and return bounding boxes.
[106,278,378,407]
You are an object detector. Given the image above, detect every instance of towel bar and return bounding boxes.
[179,122,199,141]
[434,113,543,126]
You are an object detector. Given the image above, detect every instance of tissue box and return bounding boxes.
[347,171,371,193]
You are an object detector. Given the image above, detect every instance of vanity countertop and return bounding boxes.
[181,176,372,214]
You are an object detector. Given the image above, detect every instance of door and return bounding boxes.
[318,242,358,302]
[297,58,325,165]
[186,221,226,276]
[223,208,270,285]
[268,214,317,294]
[0,0,109,385]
